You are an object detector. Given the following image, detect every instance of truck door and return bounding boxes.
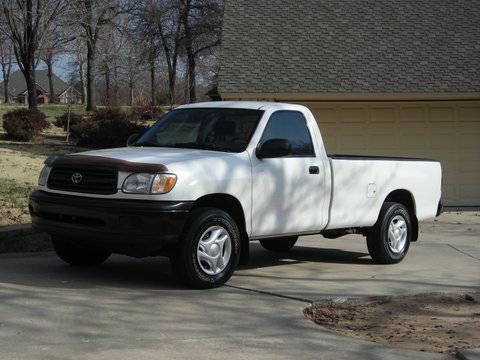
[251,110,324,237]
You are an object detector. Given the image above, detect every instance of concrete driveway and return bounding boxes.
[0,212,478,359]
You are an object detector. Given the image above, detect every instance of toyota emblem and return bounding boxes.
[71,172,83,184]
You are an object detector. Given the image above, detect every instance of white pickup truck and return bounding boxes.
[29,102,442,288]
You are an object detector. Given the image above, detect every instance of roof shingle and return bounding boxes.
[219,0,480,94]
[1,69,70,97]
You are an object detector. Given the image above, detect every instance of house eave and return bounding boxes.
[220,92,480,101]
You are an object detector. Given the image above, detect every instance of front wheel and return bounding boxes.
[367,202,411,264]
[260,236,298,252]
[170,208,241,289]
[52,236,111,266]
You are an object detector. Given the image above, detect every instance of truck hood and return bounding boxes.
[71,146,240,169]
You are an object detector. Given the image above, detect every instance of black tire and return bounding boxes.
[51,236,111,266]
[367,202,411,264]
[260,236,298,252]
[170,207,241,289]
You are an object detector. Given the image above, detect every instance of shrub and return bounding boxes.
[70,108,148,149]
[132,102,164,121]
[2,108,50,141]
[54,112,84,131]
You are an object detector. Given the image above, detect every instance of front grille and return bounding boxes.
[47,166,118,195]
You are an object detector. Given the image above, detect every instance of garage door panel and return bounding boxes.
[400,107,425,122]
[370,108,396,123]
[339,108,366,122]
[458,106,480,122]
[334,123,365,135]
[429,107,454,122]
[458,185,480,205]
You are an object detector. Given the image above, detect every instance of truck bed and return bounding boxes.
[325,155,441,230]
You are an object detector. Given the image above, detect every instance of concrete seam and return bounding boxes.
[448,244,480,261]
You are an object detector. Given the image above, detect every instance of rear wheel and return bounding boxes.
[367,202,411,264]
[51,236,111,266]
[170,208,241,289]
[260,236,298,252]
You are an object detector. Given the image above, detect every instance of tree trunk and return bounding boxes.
[113,65,118,106]
[46,58,55,103]
[85,42,96,111]
[24,58,37,109]
[104,68,110,106]
[3,79,9,103]
[168,71,175,107]
[187,51,196,103]
[183,0,196,103]
[129,76,134,107]
[1,57,11,103]
[78,59,85,104]
[150,57,155,105]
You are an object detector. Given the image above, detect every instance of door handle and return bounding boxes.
[309,166,319,174]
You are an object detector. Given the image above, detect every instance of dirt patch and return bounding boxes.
[304,292,480,354]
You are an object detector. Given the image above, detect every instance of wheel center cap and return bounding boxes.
[209,244,220,256]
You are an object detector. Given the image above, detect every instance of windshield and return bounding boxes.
[134,108,264,153]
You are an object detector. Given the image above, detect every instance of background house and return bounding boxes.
[0,70,82,104]
[218,0,480,207]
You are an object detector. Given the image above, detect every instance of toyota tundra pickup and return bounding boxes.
[29,102,442,288]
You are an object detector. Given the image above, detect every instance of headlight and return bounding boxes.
[122,173,177,194]
[38,165,51,186]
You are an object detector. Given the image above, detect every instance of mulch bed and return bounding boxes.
[304,292,480,354]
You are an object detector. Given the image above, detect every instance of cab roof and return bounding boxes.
[177,101,308,112]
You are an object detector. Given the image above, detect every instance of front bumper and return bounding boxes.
[29,190,193,256]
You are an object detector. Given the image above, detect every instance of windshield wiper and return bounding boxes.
[171,143,231,152]
[134,141,162,147]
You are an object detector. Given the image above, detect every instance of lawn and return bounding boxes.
[0,125,86,227]
[0,104,137,123]
[0,103,87,122]
[0,103,144,227]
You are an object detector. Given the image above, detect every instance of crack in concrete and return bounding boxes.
[225,284,312,303]
[448,244,480,261]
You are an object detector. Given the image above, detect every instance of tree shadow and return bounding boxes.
[0,241,372,292]
[240,242,371,270]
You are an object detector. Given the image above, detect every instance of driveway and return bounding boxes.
[0,212,478,359]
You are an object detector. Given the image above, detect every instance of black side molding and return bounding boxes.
[329,154,439,162]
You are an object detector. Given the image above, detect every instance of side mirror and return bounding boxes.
[126,133,140,147]
[256,138,292,159]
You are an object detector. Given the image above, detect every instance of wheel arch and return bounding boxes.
[383,189,419,242]
[191,193,250,262]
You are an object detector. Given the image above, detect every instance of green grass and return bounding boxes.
[0,178,35,211]
[0,104,86,122]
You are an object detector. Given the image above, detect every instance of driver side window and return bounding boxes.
[260,111,315,157]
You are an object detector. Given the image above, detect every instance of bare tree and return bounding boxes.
[72,39,87,104]
[68,1,132,111]
[122,33,143,106]
[181,0,223,103]
[39,29,66,103]
[0,33,14,103]
[153,0,184,106]
[134,1,160,105]
[1,0,64,108]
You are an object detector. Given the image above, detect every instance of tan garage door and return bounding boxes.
[298,101,480,206]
